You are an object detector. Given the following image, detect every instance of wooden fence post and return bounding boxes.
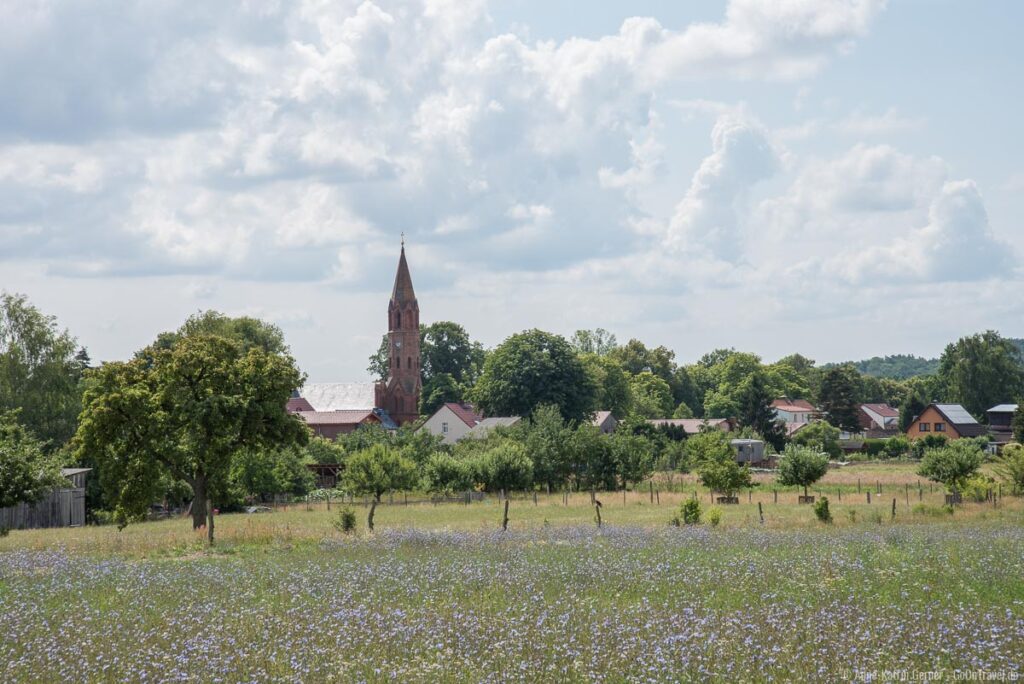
[773,489,777,504]
[649,481,654,504]
[655,488,660,505]
[857,478,861,493]
[758,502,764,524]
[867,491,871,504]
[891,498,896,520]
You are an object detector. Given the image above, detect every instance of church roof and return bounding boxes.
[391,246,416,305]
[300,383,376,411]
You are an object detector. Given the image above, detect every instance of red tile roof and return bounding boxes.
[771,398,817,412]
[296,410,378,426]
[861,403,899,418]
[444,402,482,428]
[286,397,315,413]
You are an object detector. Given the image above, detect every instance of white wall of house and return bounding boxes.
[774,408,812,424]
[419,405,475,445]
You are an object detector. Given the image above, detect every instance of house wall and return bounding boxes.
[906,406,963,440]
[420,406,474,445]
[775,408,812,424]
[988,411,1014,430]
[0,488,86,529]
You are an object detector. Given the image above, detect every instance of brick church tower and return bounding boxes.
[375,241,421,425]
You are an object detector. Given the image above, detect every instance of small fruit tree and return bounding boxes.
[777,444,830,500]
[475,442,533,530]
[343,444,418,531]
[917,441,983,498]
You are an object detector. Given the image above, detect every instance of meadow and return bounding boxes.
[2,463,1023,682]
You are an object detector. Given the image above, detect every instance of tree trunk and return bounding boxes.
[804,484,808,497]
[207,499,215,546]
[368,497,379,532]
[190,477,208,530]
[501,498,510,531]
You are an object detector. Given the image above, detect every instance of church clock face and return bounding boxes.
[394,339,403,350]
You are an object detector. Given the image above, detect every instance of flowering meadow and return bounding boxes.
[2,522,1023,682]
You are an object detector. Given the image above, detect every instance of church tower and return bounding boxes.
[375,240,421,425]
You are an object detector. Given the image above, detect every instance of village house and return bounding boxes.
[905,403,988,441]
[419,402,484,445]
[646,418,732,435]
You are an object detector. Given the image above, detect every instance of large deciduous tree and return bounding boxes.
[735,372,786,451]
[0,411,67,511]
[580,353,633,418]
[569,328,619,356]
[75,330,307,544]
[0,293,86,449]
[628,371,674,418]
[937,331,1024,418]
[473,329,596,423]
[776,444,829,497]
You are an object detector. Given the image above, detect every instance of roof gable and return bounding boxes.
[300,383,376,411]
[443,402,482,427]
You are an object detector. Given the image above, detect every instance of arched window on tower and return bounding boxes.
[407,357,411,370]
[396,311,401,328]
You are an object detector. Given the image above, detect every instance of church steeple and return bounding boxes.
[375,240,421,426]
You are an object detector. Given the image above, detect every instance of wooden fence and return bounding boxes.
[0,488,86,530]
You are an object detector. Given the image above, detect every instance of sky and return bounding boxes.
[1,0,1022,383]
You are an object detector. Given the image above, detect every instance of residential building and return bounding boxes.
[592,411,619,434]
[771,398,818,425]
[420,403,484,445]
[987,404,1018,445]
[859,403,900,433]
[905,404,988,441]
[465,416,521,439]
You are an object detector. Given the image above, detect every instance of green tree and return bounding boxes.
[818,365,861,433]
[698,454,753,498]
[419,373,462,416]
[610,432,656,488]
[521,404,573,490]
[0,411,67,510]
[580,353,633,418]
[683,428,734,470]
[898,376,934,431]
[628,371,674,418]
[937,331,1024,418]
[153,310,289,355]
[0,293,85,449]
[474,442,533,530]
[776,444,829,497]
[473,329,596,423]
[570,328,618,356]
[672,402,694,419]
[1014,405,1024,444]
[343,444,418,531]
[75,331,307,544]
[422,452,474,495]
[993,443,1024,495]
[735,372,786,451]
[569,424,617,491]
[790,421,841,459]
[917,441,983,493]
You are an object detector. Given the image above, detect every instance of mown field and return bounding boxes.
[2,463,1023,682]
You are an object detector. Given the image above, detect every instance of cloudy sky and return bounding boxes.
[2,0,1022,382]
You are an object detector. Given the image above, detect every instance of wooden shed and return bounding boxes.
[0,468,91,530]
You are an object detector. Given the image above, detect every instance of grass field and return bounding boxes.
[2,463,1023,682]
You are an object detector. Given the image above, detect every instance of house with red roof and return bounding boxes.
[419,402,484,444]
[858,403,900,437]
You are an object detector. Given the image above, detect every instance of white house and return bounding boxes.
[418,403,483,445]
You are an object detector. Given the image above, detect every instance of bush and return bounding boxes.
[813,496,832,524]
[884,436,910,459]
[994,443,1024,494]
[910,434,949,459]
[0,526,9,537]
[332,506,357,534]
[961,475,995,503]
[706,506,722,527]
[680,498,702,525]
[862,439,886,458]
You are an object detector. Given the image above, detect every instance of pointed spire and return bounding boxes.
[391,239,416,304]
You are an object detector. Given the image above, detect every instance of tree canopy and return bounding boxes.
[75,322,307,544]
[0,410,67,510]
[818,365,861,433]
[937,331,1024,418]
[776,444,829,496]
[917,441,983,492]
[0,293,86,449]
[473,329,596,423]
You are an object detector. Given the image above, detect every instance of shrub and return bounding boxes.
[862,439,886,458]
[883,436,911,459]
[846,509,857,523]
[332,506,358,534]
[0,526,9,537]
[813,496,832,524]
[994,443,1024,494]
[961,475,995,503]
[706,506,722,527]
[910,434,949,459]
[680,498,702,525]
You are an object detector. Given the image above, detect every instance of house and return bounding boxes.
[986,404,1018,445]
[592,411,619,434]
[859,403,900,433]
[419,403,484,445]
[294,410,386,440]
[771,398,818,425]
[0,468,90,529]
[646,418,731,435]
[465,416,521,439]
[905,403,988,441]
